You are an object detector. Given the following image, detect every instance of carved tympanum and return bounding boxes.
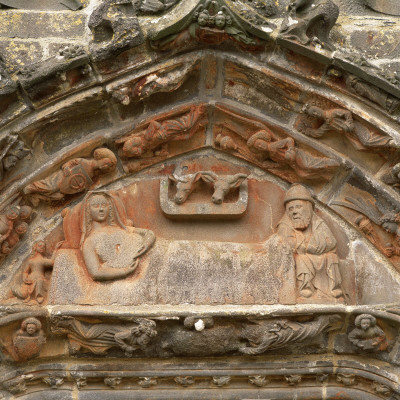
[301,104,395,151]
[277,184,344,301]
[12,317,46,361]
[239,314,341,355]
[23,148,117,206]
[279,0,339,50]
[51,317,157,356]
[64,191,155,282]
[348,314,388,352]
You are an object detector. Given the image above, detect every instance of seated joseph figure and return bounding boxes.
[277,184,343,300]
[78,191,155,281]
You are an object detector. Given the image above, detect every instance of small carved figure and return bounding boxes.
[200,172,248,204]
[43,375,64,389]
[175,376,195,387]
[80,192,155,281]
[301,104,395,150]
[183,316,214,331]
[51,317,157,356]
[336,373,356,386]
[23,148,117,206]
[248,375,270,387]
[279,0,339,50]
[169,172,203,204]
[215,134,238,151]
[277,184,344,300]
[348,314,388,352]
[11,241,55,304]
[138,377,157,388]
[2,374,34,395]
[382,163,400,187]
[212,376,231,387]
[355,216,381,249]
[1,222,28,254]
[116,105,207,158]
[0,135,29,182]
[285,375,302,385]
[104,377,122,388]
[345,74,399,114]
[239,314,341,355]
[0,206,19,246]
[379,212,400,257]
[247,130,338,180]
[12,318,46,361]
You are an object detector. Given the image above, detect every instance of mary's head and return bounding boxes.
[80,191,128,248]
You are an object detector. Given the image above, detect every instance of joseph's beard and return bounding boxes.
[291,215,311,230]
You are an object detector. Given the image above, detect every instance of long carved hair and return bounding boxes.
[80,191,128,248]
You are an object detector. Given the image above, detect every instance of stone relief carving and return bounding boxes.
[333,195,400,260]
[214,108,339,181]
[152,0,265,51]
[104,377,122,388]
[300,104,396,151]
[279,0,339,51]
[336,71,400,115]
[51,317,157,356]
[116,105,207,159]
[174,376,195,386]
[0,204,32,260]
[88,0,143,61]
[1,375,34,395]
[68,191,155,281]
[10,241,56,305]
[248,375,270,387]
[169,171,248,205]
[138,377,157,388]
[23,148,117,206]
[212,376,231,387]
[12,317,46,362]
[239,314,341,355]
[0,134,29,182]
[348,314,388,352]
[277,185,345,301]
[43,375,64,389]
[109,62,200,105]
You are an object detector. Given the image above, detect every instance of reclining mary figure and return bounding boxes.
[80,191,155,281]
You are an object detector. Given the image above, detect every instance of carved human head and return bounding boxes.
[21,317,42,336]
[93,148,117,173]
[380,212,399,234]
[215,11,226,28]
[89,194,111,223]
[20,205,32,220]
[284,185,314,230]
[33,240,46,254]
[355,314,376,331]
[15,222,28,235]
[3,155,18,170]
[303,104,324,119]
[6,206,19,220]
[197,10,209,26]
[124,137,144,157]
